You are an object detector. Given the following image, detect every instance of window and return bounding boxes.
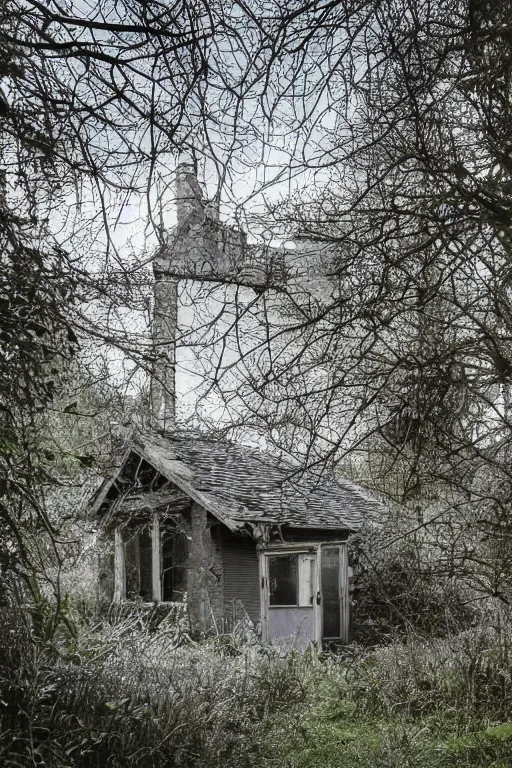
[321,547,341,638]
[117,517,188,603]
[268,553,315,607]
[161,528,188,602]
[124,528,153,600]
[269,555,297,605]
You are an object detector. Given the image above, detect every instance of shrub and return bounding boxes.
[346,610,512,727]
[0,599,310,768]
[350,532,475,645]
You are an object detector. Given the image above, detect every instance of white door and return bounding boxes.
[262,551,320,650]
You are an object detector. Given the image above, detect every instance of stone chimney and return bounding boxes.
[150,272,177,433]
[176,150,204,231]
[150,154,293,430]
[150,154,204,432]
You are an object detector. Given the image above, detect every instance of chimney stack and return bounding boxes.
[176,150,204,231]
[150,272,177,433]
[150,153,204,432]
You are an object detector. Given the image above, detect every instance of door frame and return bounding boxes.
[259,541,350,648]
[317,542,351,645]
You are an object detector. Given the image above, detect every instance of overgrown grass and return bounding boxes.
[3,598,512,767]
[274,612,512,768]
[0,598,311,767]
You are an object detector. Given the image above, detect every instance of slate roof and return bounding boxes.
[92,430,384,532]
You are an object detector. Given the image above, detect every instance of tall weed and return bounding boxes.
[346,611,512,727]
[0,601,310,768]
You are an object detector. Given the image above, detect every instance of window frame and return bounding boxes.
[123,524,154,601]
[267,552,315,608]
[114,515,186,604]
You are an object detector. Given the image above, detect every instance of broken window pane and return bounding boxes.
[139,529,153,601]
[161,528,189,602]
[269,555,298,606]
[124,528,153,601]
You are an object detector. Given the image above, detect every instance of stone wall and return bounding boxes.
[187,502,224,634]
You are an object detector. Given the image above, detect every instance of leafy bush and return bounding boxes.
[0,599,310,768]
[346,610,512,727]
[350,531,475,645]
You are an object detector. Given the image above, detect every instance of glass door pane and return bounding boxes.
[321,547,340,638]
[268,555,298,605]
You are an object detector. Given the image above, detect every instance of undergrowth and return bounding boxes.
[275,610,512,768]
[3,596,512,767]
[0,596,310,767]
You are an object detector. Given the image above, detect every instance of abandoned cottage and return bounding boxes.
[91,430,383,647]
[89,158,384,648]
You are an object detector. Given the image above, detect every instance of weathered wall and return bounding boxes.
[187,503,224,634]
[221,530,260,627]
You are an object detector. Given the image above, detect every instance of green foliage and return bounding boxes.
[442,723,512,767]
[0,601,309,768]
[270,610,512,768]
[5,598,512,768]
[345,617,512,726]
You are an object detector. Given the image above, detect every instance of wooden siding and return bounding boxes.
[268,607,314,650]
[221,529,260,625]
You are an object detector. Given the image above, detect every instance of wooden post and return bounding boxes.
[114,528,125,602]
[152,514,162,601]
[259,552,268,642]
